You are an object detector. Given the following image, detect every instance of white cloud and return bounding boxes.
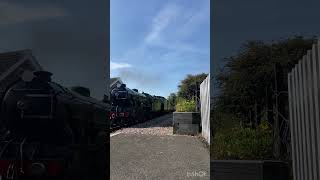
[177,1,210,38]
[116,1,210,61]
[143,1,209,55]
[144,3,180,43]
[0,1,67,25]
[110,61,132,70]
[111,1,210,85]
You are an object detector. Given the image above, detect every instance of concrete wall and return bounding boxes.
[200,74,210,144]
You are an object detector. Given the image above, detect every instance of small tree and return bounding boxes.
[167,93,177,107]
[177,73,208,100]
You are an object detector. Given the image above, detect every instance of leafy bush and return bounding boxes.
[175,98,196,112]
[213,111,241,134]
[212,120,273,160]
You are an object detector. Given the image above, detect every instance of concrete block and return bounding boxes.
[211,160,289,180]
[173,123,200,135]
[173,112,201,124]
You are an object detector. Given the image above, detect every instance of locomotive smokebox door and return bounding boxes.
[33,71,53,82]
[21,70,35,82]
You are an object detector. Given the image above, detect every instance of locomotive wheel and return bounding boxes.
[6,165,20,180]
[121,118,127,127]
[129,117,134,126]
[59,151,80,180]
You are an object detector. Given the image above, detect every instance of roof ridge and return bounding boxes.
[0,49,32,55]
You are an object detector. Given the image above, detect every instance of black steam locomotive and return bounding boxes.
[109,83,174,129]
[0,71,109,180]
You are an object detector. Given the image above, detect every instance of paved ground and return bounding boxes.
[110,113,210,180]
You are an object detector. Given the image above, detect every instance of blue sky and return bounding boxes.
[111,0,210,98]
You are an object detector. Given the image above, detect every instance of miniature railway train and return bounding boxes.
[108,83,174,129]
[0,71,108,180]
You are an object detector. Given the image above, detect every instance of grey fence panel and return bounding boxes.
[314,41,320,178]
[311,44,320,180]
[288,41,320,180]
[307,49,318,180]
[298,60,308,180]
[295,66,302,180]
[200,74,210,144]
[303,55,313,180]
[288,72,297,180]
[293,66,301,180]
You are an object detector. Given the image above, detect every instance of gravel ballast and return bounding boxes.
[112,113,174,136]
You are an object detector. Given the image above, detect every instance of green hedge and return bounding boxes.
[212,120,273,160]
[175,99,196,112]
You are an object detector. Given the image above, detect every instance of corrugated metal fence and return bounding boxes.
[200,74,210,144]
[288,40,320,180]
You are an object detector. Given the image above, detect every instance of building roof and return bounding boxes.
[0,50,28,74]
[110,77,123,88]
[110,77,119,85]
[0,49,42,91]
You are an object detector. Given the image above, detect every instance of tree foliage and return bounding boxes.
[167,93,177,106]
[177,73,208,100]
[215,36,315,126]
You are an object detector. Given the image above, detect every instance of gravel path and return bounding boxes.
[112,113,173,136]
[110,113,210,180]
[111,133,210,180]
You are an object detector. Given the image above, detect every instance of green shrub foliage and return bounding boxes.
[175,99,196,112]
[212,120,273,160]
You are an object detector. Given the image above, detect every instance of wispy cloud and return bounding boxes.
[144,3,180,43]
[0,1,67,25]
[111,61,132,70]
[143,1,209,54]
[114,1,209,62]
[177,1,210,38]
[111,0,209,93]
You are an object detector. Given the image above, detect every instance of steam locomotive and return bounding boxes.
[109,83,174,128]
[0,71,109,180]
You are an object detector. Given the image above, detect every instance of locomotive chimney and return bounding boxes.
[33,71,53,82]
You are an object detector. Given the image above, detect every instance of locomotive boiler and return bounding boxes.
[109,83,175,129]
[0,70,109,180]
[110,84,149,127]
